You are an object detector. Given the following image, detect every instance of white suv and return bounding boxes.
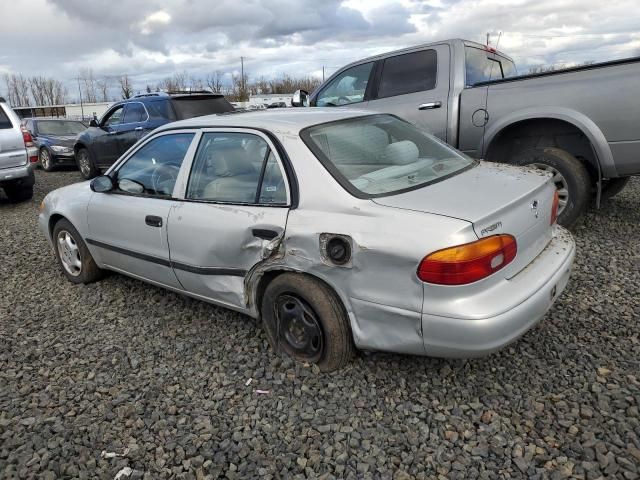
[0,97,35,201]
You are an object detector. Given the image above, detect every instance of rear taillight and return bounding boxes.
[550,190,559,225]
[417,234,517,285]
[21,128,33,147]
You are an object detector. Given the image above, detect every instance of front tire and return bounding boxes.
[52,218,103,284]
[261,273,354,372]
[40,148,55,172]
[509,147,591,229]
[76,147,99,179]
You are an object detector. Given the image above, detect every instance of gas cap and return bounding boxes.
[472,108,489,127]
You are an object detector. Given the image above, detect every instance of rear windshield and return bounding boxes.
[300,114,475,198]
[36,120,85,135]
[172,96,234,119]
[465,46,518,86]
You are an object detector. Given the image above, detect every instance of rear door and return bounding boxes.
[167,129,290,309]
[0,104,27,170]
[117,102,150,155]
[367,45,451,141]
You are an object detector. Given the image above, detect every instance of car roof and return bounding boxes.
[156,108,373,136]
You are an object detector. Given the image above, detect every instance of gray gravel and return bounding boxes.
[1,168,639,480]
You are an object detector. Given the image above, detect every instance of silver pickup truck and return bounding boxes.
[293,39,640,227]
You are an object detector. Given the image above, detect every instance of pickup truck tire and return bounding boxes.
[510,147,590,229]
[52,218,103,284]
[261,273,354,372]
[76,147,99,180]
[3,184,33,202]
[600,177,630,200]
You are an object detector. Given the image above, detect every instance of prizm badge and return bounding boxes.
[531,199,539,218]
[480,221,502,236]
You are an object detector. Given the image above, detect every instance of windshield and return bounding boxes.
[301,114,475,198]
[465,46,518,85]
[37,120,85,135]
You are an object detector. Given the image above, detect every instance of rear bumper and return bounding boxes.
[422,227,575,357]
[0,163,35,186]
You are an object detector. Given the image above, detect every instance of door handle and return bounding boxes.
[145,215,163,227]
[418,101,442,110]
[135,127,143,131]
[107,131,116,135]
[252,229,278,240]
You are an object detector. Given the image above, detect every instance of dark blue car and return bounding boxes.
[23,118,86,172]
[74,92,234,179]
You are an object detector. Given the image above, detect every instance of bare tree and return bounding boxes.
[118,75,133,99]
[29,76,47,105]
[79,68,97,103]
[96,77,111,102]
[3,73,31,107]
[206,71,224,93]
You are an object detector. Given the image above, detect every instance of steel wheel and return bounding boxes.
[77,150,91,177]
[40,149,51,170]
[56,230,82,277]
[275,294,324,362]
[531,162,569,215]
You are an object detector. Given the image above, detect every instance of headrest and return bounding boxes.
[211,147,255,176]
[380,141,419,165]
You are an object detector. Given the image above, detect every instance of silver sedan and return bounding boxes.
[39,109,575,371]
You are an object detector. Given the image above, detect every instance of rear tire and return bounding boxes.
[52,218,103,284]
[509,147,591,229]
[40,148,55,172]
[76,147,99,179]
[3,184,33,202]
[261,273,354,372]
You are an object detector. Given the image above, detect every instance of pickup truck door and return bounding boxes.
[367,44,450,141]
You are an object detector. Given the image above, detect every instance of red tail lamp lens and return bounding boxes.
[417,234,517,285]
[550,190,559,225]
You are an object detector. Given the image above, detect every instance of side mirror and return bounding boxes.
[291,89,309,107]
[90,175,114,192]
[89,119,98,127]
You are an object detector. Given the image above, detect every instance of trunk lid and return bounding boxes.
[373,161,556,277]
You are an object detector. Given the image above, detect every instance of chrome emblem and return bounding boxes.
[531,200,539,218]
[480,221,502,236]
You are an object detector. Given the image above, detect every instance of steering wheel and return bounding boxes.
[151,164,180,195]
[337,96,351,105]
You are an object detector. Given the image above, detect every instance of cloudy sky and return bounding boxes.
[1,0,639,98]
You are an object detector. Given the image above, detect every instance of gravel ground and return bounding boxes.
[1,169,639,480]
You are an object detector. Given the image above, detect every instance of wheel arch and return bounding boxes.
[482,108,617,179]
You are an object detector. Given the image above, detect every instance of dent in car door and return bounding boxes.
[367,45,451,141]
[167,130,290,309]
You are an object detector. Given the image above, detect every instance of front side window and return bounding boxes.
[123,103,148,124]
[115,133,194,196]
[377,50,437,98]
[186,132,287,205]
[301,114,475,198]
[102,106,124,127]
[315,62,374,107]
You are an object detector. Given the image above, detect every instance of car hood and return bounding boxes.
[40,135,76,147]
[373,161,557,277]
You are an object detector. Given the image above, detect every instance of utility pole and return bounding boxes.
[486,32,490,46]
[240,56,245,101]
[322,66,325,82]
[76,77,84,120]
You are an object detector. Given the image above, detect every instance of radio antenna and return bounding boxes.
[481,31,502,158]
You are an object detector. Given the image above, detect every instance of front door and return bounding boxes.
[367,45,451,141]
[167,130,290,309]
[117,101,150,156]
[94,105,125,166]
[87,131,197,288]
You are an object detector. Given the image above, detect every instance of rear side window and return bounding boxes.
[0,107,13,129]
[123,103,148,123]
[172,97,234,119]
[465,46,518,85]
[146,100,176,122]
[377,50,437,98]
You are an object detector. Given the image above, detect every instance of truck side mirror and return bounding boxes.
[291,90,309,107]
[89,119,98,127]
